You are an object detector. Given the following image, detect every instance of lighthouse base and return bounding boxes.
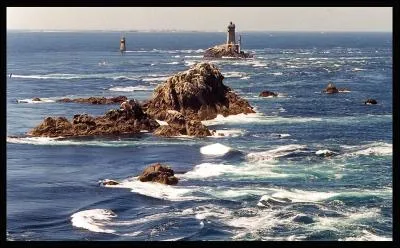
[203,44,252,59]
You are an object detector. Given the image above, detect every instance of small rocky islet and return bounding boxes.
[28,62,255,139]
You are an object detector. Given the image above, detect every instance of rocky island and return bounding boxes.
[203,22,252,59]
[28,62,255,138]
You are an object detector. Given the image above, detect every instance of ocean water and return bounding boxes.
[6,31,392,241]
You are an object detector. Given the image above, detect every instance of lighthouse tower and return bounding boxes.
[227,21,236,45]
[120,36,126,55]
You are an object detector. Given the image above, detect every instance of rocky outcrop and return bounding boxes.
[57,96,127,104]
[323,83,339,94]
[364,99,377,105]
[204,44,252,59]
[153,110,211,137]
[32,97,42,101]
[27,99,159,137]
[138,163,179,185]
[259,91,278,97]
[144,62,255,122]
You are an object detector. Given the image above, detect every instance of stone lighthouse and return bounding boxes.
[227,21,236,45]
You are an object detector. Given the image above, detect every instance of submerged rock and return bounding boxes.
[364,98,377,105]
[28,99,159,137]
[138,163,179,185]
[32,97,42,101]
[100,179,120,186]
[57,96,127,104]
[144,62,255,123]
[323,82,339,94]
[259,90,278,97]
[293,215,314,224]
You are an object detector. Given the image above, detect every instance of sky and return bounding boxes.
[7,7,392,32]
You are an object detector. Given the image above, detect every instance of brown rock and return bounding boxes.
[28,99,160,137]
[32,97,41,101]
[145,62,255,122]
[259,91,278,97]
[138,163,179,185]
[364,99,377,105]
[203,44,252,59]
[323,82,339,94]
[57,96,127,104]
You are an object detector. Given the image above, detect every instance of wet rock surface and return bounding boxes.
[138,163,179,185]
[28,100,159,137]
[144,62,255,122]
[259,90,278,97]
[57,96,127,104]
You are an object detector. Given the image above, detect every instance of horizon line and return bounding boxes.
[6,28,392,33]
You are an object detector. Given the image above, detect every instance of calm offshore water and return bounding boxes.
[6,31,392,241]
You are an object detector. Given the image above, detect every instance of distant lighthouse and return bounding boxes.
[120,36,126,55]
[227,21,236,45]
[226,21,240,53]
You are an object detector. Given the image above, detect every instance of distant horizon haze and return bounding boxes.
[7,7,392,32]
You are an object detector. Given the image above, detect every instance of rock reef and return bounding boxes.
[204,44,252,59]
[138,163,179,185]
[28,62,255,138]
[28,100,159,137]
[57,96,127,104]
[259,90,278,97]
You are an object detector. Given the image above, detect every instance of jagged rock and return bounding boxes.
[204,44,252,59]
[138,163,179,185]
[57,96,127,104]
[144,62,255,122]
[153,110,211,137]
[323,82,339,94]
[153,125,182,137]
[100,179,120,186]
[28,99,159,137]
[32,97,41,101]
[364,99,377,105]
[259,91,278,97]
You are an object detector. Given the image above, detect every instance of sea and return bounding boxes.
[6,31,392,241]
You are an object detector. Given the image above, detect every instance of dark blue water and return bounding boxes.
[7,31,392,241]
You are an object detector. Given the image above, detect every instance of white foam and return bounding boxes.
[268,189,339,203]
[109,85,153,92]
[142,76,169,82]
[252,61,267,67]
[202,113,323,126]
[71,209,117,233]
[247,144,307,162]
[352,68,366,71]
[183,163,237,179]
[315,149,337,156]
[16,98,55,104]
[184,55,203,58]
[184,61,197,67]
[105,177,203,201]
[240,76,250,80]
[210,129,244,138]
[271,133,291,138]
[342,142,392,156]
[223,71,246,78]
[181,162,286,180]
[269,72,283,76]
[164,61,180,65]
[339,230,391,241]
[200,143,231,155]
[112,76,137,81]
